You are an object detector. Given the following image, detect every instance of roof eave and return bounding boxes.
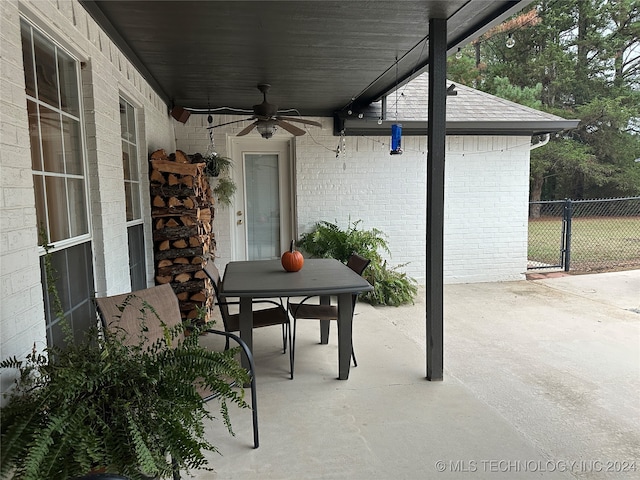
[338,118,581,136]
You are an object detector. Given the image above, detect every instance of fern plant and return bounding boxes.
[0,311,249,479]
[212,177,237,207]
[297,220,418,306]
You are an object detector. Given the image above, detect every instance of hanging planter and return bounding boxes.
[204,152,233,178]
[212,177,237,207]
[204,115,237,206]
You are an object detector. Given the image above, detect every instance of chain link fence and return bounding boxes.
[528,197,640,273]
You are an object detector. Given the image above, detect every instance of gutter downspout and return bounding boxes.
[530,133,550,150]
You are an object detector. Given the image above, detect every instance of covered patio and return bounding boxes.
[80,0,537,382]
[2,2,636,476]
[198,270,639,479]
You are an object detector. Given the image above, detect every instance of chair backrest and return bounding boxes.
[346,253,371,276]
[95,283,183,348]
[346,253,371,309]
[203,261,233,330]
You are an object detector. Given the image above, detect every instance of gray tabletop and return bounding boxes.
[221,258,373,297]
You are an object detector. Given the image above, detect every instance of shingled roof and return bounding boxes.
[341,72,579,136]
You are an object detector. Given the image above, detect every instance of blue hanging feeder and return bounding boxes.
[390,123,403,155]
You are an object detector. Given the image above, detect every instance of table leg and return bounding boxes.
[239,296,253,371]
[320,295,331,344]
[336,293,353,380]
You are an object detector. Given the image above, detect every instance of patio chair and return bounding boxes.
[95,284,259,453]
[287,253,371,378]
[204,261,293,378]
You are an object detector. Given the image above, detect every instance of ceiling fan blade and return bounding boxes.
[206,118,253,129]
[277,116,322,127]
[237,122,258,136]
[275,120,306,136]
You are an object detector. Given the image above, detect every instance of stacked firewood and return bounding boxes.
[149,149,214,323]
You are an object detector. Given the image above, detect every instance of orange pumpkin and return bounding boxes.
[281,240,304,272]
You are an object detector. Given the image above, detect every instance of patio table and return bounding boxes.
[221,258,373,380]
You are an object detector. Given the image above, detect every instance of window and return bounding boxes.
[22,19,94,347]
[120,97,146,290]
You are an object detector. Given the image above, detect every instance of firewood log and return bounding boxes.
[170,279,205,293]
[153,225,198,241]
[150,149,169,161]
[178,215,193,226]
[156,263,201,277]
[194,270,208,280]
[173,239,188,249]
[190,292,206,302]
[174,150,190,163]
[150,185,204,198]
[151,159,203,177]
[174,272,192,283]
[150,169,165,184]
[155,246,204,260]
[182,176,194,188]
[168,197,182,208]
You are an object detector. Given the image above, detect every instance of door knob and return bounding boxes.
[237,219,243,225]
[237,211,243,216]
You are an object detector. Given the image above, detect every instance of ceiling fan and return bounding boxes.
[207,84,321,139]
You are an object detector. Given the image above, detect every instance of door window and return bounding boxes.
[245,153,281,260]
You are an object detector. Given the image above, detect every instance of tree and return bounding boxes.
[447,0,640,202]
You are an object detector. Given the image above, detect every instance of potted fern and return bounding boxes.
[297,219,418,306]
[0,315,249,480]
[202,152,237,206]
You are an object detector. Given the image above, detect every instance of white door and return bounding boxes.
[231,138,294,261]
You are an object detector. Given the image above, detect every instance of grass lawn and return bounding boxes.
[528,216,640,272]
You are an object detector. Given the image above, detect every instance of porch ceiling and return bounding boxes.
[79,0,532,118]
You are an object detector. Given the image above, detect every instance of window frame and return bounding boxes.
[21,16,96,348]
[22,17,92,254]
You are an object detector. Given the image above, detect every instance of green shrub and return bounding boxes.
[0,317,249,480]
[297,220,417,306]
[366,260,418,307]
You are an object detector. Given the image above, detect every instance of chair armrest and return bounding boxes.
[204,329,257,372]
[288,295,327,316]
[203,328,259,449]
[217,299,286,310]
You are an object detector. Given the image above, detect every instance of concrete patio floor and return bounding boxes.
[194,270,640,479]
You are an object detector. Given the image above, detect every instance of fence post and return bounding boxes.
[563,199,572,272]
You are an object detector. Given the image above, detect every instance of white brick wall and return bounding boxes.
[1,0,175,397]
[0,0,46,396]
[174,115,531,285]
[444,136,530,283]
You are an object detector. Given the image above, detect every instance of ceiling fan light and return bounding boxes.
[257,122,276,139]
